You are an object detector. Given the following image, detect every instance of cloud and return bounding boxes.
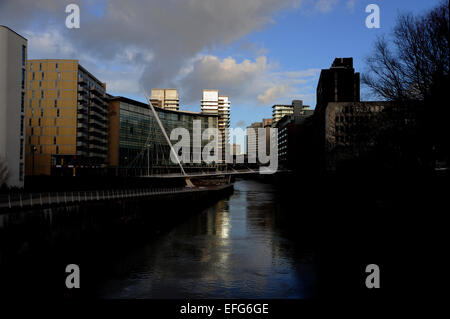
[1,0,300,92]
[257,85,290,104]
[177,54,319,106]
[178,55,268,104]
[0,0,324,104]
[346,0,357,12]
[235,120,247,128]
[314,0,339,13]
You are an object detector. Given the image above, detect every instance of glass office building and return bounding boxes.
[108,96,219,176]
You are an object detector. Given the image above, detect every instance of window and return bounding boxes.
[38,118,41,126]
[57,90,60,98]
[54,136,56,145]
[41,109,44,117]
[22,45,26,66]
[39,100,41,108]
[55,63,59,70]
[57,109,60,117]
[20,139,24,159]
[57,72,61,80]
[41,91,44,98]
[39,63,42,71]
[21,69,25,89]
[32,72,35,80]
[21,92,25,112]
[56,146,59,154]
[54,100,57,108]
[42,72,44,80]
[20,116,24,136]
[29,118,31,126]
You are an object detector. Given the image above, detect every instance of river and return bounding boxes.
[96,179,316,299]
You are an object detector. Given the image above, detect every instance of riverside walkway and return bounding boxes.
[0,184,233,212]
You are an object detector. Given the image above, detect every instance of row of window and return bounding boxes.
[29,108,61,121]
[30,99,61,108]
[29,90,61,99]
[29,144,60,155]
[30,62,59,71]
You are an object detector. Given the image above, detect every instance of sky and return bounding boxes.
[0,0,443,129]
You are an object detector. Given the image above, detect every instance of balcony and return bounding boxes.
[89,118,107,129]
[89,85,105,97]
[77,113,89,121]
[77,121,88,130]
[89,111,107,122]
[89,127,107,136]
[90,104,108,116]
[89,135,107,145]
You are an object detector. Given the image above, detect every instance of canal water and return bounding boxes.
[97,179,316,299]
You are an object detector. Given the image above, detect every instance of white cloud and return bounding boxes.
[315,0,339,13]
[257,85,290,104]
[346,0,357,12]
[177,54,319,106]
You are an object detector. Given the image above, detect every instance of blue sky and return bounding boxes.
[0,0,442,128]
[213,0,442,126]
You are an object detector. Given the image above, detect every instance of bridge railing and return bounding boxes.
[0,186,187,210]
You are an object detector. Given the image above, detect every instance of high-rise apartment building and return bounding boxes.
[272,100,310,124]
[201,90,231,161]
[26,59,108,176]
[246,122,262,160]
[0,26,27,188]
[150,88,179,111]
[246,119,273,161]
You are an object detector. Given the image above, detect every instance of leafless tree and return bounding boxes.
[362,1,450,167]
[362,1,449,102]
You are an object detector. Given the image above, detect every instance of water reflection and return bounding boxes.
[98,179,315,299]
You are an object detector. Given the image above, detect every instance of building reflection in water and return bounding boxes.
[99,180,316,299]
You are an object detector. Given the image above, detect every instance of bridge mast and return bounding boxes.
[144,93,195,187]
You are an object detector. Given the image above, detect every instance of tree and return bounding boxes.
[362,1,449,101]
[362,1,450,168]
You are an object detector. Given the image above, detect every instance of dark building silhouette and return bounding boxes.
[313,58,361,171]
[315,57,360,116]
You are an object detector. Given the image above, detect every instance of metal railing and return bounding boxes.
[0,186,188,210]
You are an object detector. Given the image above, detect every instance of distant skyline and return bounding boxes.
[0,0,442,128]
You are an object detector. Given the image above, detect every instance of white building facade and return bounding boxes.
[201,90,231,162]
[0,26,27,188]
